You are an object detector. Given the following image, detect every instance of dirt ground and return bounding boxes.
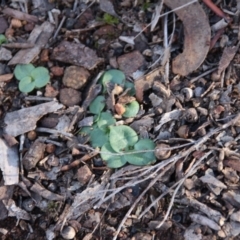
[1,0,240,239]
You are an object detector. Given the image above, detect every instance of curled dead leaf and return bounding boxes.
[164,0,211,76]
[115,103,126,115]
[177,125,189,138]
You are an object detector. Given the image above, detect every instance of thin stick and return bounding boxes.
[78,142,195,157]
[60,151,99,171]
[36,127,73,138]
[202,0,229,20]
[75,1,95,20]
[53,16,66,39]
[95,114,240,208]
[156,150,213,228]
[112,163,174,240]
[95,119,230,201]
[24,96,55,101]
[134,0,198,40]
[163,13,170,84]
[210,28,225,50]
[190,67,217,83]
[2,43,34,49]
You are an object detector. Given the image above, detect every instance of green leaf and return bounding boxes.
[100,69,125,92]
[18,76,35,93]
[124,81,136,96]
[89,95,105,115]
[90,127,109,147]
[134,139,155,151]
[0,34,7,45]
[109,125,138,153]
[101,143,127,168]
[14,64,35,81]
[123,101,140,118]
[124,139,156,165]
[31,67,50,88]
[93,114,101,123]
[97,112,116,132]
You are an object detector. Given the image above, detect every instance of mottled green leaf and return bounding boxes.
[124,139,156,165]
[18,76,35,93]
[31,67,50,88]
[123,101,139,118]
[101,143,126,168]
[100,69,125,92]
[97,112,116,132]
[124,81,135,96]
[14,64,34,81]
[109,125,138,153]
[89,95,105,115]
[90,127,109,147]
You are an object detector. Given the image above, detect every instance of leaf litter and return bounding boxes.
[1,0,240,239]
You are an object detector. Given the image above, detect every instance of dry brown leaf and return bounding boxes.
[117,95,135,105]
[164,0,211,76]
[99,0,119,18]
[2,8,38,23]
[0,73,13,82]
[135,68,160,102]
[217,45,239,75]
[115,103,126,115]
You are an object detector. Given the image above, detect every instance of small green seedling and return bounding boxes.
[99,69,135,95]
[102,13,119,25]
[79,69,156,168]
[142,2,151,11]
[101,126,156,168]
[123,101,140,118]
[99,69,125,93]
[0,34,7,45]
[14,64,50,93]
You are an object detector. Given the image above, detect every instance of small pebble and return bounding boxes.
[77,165,92,185]
[44,84,59,98]
[62,66,90,90]
[27,130,37,141]
[59,88,81,107]
[45,143,56,153]
[51,66,64,76]
[117,50,145,77]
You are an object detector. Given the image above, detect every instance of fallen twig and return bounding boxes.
[2,43,34,49]
[60,151,99,171]
[156,150,213,229]
[202,0,229,21]
[112,162,174,240]
[2,7,38,23]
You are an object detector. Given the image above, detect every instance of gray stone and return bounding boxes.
[0,47,12,61]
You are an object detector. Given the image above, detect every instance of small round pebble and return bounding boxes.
[62,66,90,90]
[59,88,81,107]
[27,130,37,141]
